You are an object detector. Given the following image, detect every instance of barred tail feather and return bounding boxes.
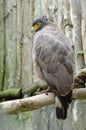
[55,90,72,119]
[56,107,67,119]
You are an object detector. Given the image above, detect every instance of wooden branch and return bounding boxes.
[74,68,86,88]
[78,68,86,79]
[22,81,47,95]
[0,93,55,114]
[0,88,86,114]
[0,88,22,100]
[72,88,86,99]
[0,82,47,100]
[0,68,86,101]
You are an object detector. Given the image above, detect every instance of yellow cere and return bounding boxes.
[33,23,41,30]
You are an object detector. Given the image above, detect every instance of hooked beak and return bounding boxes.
[31,27,36,33]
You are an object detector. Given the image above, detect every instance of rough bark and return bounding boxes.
[0,88,22,100]
[74,68,86,88]
[70,0,85,74]
[4,0,18,89]
[63,0,73,45]
[0,67,86,100]
[0,0,5,90]
[57,0,64,30]
[81,0,86,66]
[0,88,86,114]
[0,92,55,114]
[22,81,47,95]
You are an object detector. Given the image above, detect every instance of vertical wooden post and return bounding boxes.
[63,0,73,45]
[70,0,85,74]
[81,0,86,66]
[4,0,18,89]
[16,0,35,89]
[57,0,64,30]
[0,0,5,90]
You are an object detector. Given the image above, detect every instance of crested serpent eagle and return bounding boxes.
[31,16,74,119]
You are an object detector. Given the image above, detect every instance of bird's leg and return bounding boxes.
[41,87,53,95]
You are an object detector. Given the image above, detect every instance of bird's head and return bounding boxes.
[31,15,54,33]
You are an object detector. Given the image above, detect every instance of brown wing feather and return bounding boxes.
[33,24,73,96]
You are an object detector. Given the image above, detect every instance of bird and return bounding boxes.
[31,16,74,119]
